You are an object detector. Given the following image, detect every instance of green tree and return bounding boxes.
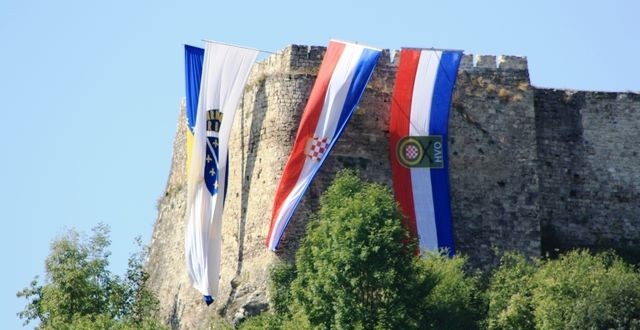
[533,250,640,330]
[291,170,419,330]
[487,250,640,330]
[418,252,486,330]
[17,224,167,330]
[240,170,485,330]
[486,252,537,330]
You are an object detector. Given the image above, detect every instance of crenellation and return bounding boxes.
[475,54,497,68]
[459,54,474,69]
[147,44,640,329]
[498,55,528,70]
[286,44,325,73]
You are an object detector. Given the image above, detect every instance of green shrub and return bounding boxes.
[269,261,295,317]
[533,250,640,330]
[237,312,281,330]
[419,252,486,330]
[487,250,640,330]
[487,252,537,330]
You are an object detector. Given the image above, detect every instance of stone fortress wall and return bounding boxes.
[146,45,640,329]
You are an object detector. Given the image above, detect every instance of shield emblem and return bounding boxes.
[396,136,444,168]
[306,136,330,161]
[204,109,222,195]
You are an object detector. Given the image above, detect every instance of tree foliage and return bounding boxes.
[417,253,486,330]
[17,224,166,330]
[486,252,537,330]
[487,250,640,330]
[243,170,485,330]
[291,169,420,330]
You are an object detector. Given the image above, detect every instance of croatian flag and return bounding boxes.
[266,40,382,251]
[389,48,462,255]
[184,42,258,304]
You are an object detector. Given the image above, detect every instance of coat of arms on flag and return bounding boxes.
[397,136,444,168]
[306,136,329,161]
[204,109,222,194]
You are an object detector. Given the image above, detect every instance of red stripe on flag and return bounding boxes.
[390,49,420,239]
[266,41,346,245]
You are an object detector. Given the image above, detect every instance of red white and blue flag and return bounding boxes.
[389,48,462,255]
[266,40,382,251]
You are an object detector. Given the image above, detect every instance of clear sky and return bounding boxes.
[0,0,638,328]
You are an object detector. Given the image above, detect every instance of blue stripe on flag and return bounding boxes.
[185,45,204,133]
[335,48,381,131]
[429,51,462,256]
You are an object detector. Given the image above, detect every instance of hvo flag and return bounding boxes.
[266,40,382,251]
[185,42,258,304]
[389,48,462,255]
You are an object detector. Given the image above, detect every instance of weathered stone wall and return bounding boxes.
[535,89,640,254]
[147,44,640,329]
[450,55,539,265]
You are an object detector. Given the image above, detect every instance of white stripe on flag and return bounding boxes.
[316,45,365,137]
[410,50,441,251]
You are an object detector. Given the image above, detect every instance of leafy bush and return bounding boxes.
[487,250,640,330]
[486,252,537,330]
[419,252,486,330]
[236,312,281,330]
[269,261,295,317]
[533,250,640,330]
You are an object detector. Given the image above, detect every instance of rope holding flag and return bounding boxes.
[266,40,382,251]
[389,48,462,255]
[184,42,258,303]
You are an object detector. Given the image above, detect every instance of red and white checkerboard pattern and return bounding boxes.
[404,144,419,160]
[307,137,329,161]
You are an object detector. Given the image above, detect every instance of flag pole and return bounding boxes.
[201,39,278,55]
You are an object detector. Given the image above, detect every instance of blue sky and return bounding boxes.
[1,0,638,328]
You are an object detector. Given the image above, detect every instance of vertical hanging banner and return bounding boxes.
[389,48,462,255]
[184,42,258,304]
[266,40,382,251]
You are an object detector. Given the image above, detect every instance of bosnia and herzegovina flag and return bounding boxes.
[389,48,462,255]
[266,40,382,251]
[184,42,258,304]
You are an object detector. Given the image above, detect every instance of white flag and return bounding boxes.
[185,42,258,303]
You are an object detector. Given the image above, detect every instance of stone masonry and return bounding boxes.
[146,45,640,329]
[535,89,640,254]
